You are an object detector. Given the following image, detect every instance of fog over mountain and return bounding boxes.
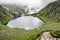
[0,0,57,14]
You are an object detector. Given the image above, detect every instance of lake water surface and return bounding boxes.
[7,16,44,30]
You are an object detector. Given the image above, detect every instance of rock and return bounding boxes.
[36,32,60,40]
[40,32,56,40]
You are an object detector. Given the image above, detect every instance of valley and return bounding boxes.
[0,0,60,40]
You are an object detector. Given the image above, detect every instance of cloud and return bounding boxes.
[0,0,57,7]
[0,0,57,14]
[0,0,41,5]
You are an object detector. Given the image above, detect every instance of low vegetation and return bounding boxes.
[0,5,13,24]
[0,0,60,40]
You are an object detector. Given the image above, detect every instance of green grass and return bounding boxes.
[0,16,60,40]
[50,30,60,38]
[0,24,9,30]
[0,5,14,25]
[1,13,14,24]
[0,1,60,39]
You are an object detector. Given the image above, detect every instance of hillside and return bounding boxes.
[37,0,60,22]
[0,0,60,40]
[0,5,13,24]
[36,0,60,39]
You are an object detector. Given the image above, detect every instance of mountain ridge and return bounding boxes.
[37,0,60,22]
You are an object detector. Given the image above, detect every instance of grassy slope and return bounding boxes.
[0,1,60,40]
[0,5,13,24]
[37,0,60,22]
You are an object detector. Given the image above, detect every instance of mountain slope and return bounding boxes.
[0,0,60,40]
[38,0,60,22]
[0,5,13,24]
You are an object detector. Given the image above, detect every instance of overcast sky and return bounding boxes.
[0,0,57,6]
[0,0,57,14]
